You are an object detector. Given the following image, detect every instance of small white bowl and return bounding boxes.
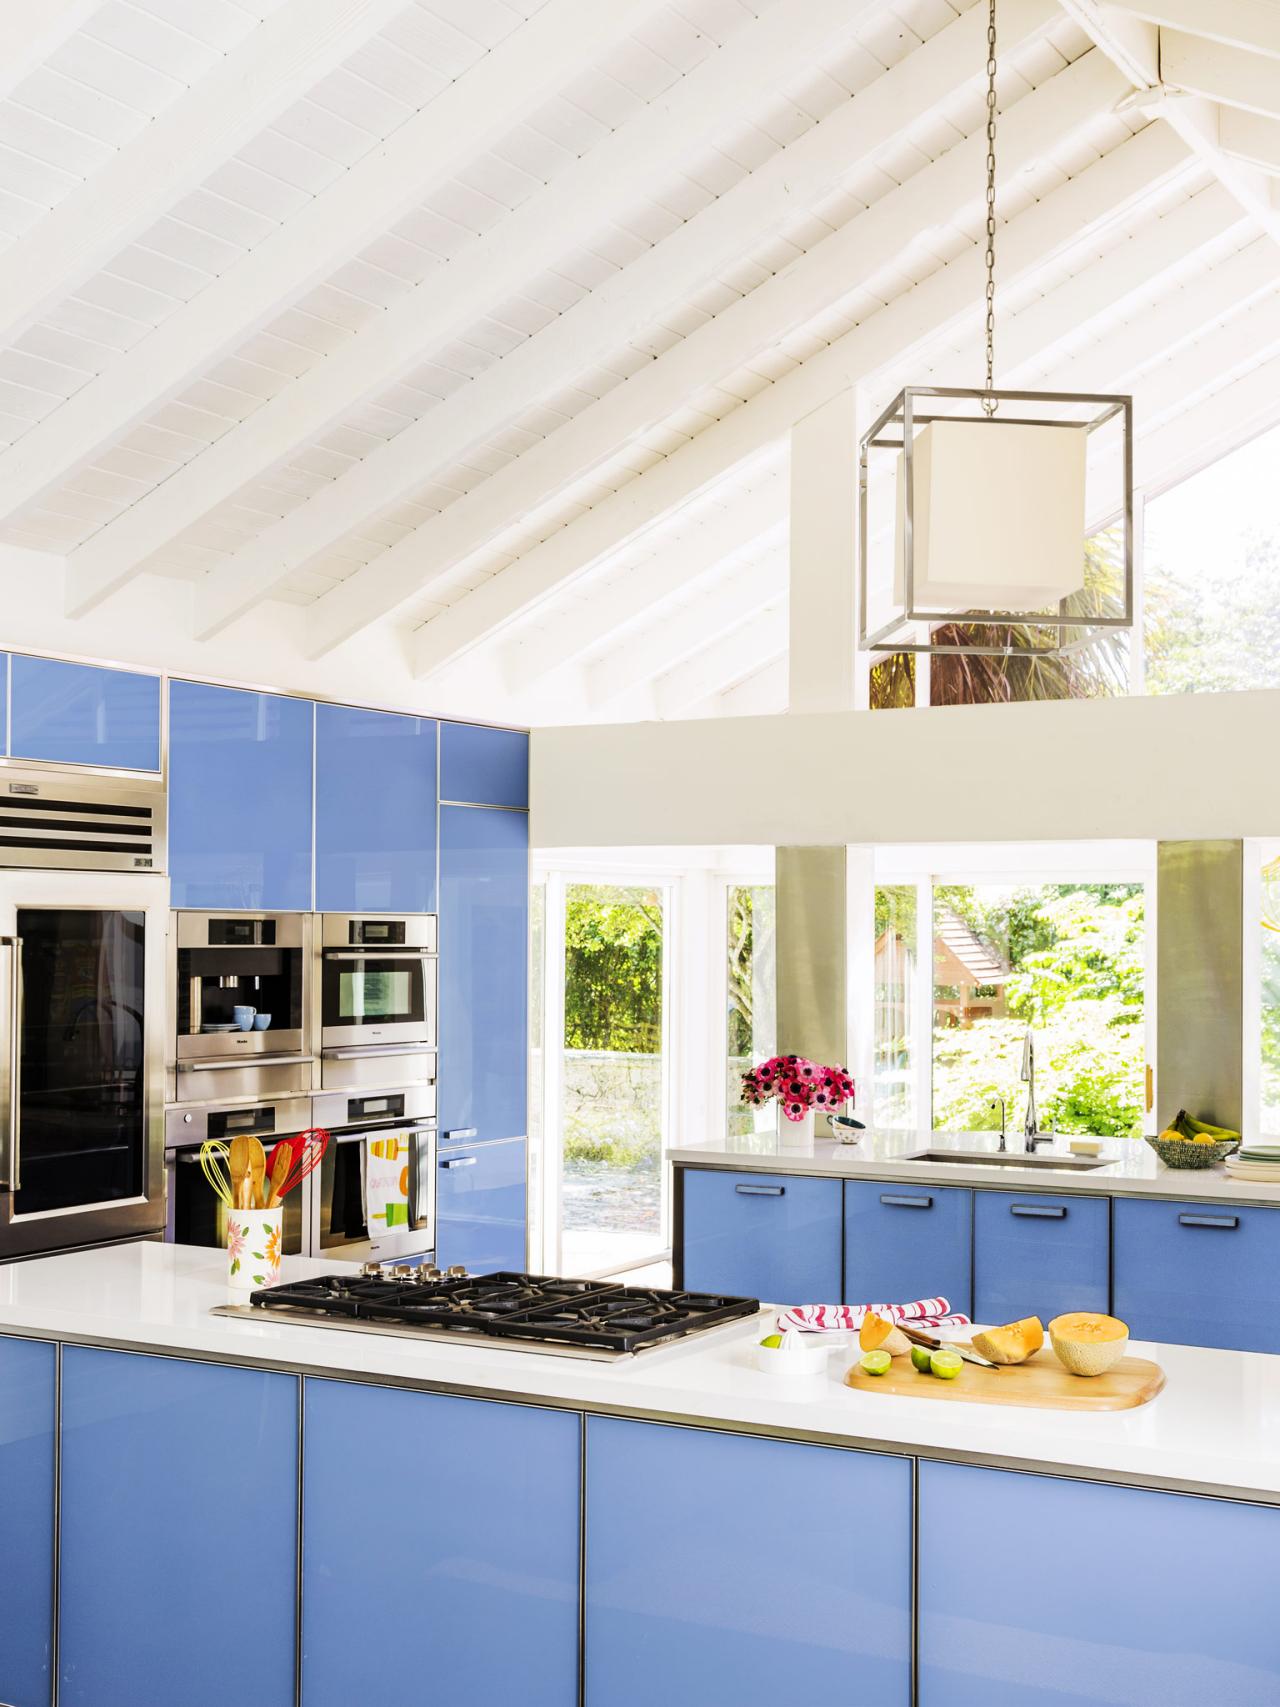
[753,1334,831,1378]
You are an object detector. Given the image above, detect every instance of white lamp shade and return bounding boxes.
[895,419,1088,614]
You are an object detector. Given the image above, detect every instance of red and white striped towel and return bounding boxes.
[775,1298,970,1335]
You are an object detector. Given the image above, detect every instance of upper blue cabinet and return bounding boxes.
[315,703,437,913]
[10,655,161,771]
[441,721,528,809]
[169,681,313,910]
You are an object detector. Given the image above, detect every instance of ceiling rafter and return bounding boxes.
[174,0,897,640]
[1161,30,1280,121]
[14,0,664,598]
[1220,110,1280,177]
[1104,0,1280,59]
[0,1,103,103]
[407,113,1187,680]
[0,0,413,352]
[651,595,789,719]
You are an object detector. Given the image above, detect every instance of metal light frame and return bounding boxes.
[857,384,1134,658]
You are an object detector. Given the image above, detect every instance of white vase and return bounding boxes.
[778,1106,815,1151]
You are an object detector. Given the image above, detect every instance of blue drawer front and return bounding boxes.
[920,1459,1280,1706]
[60,1346,298,1707]
[169,680,313,910]
[586,1416,912,1707]
[314,702,437,912]
[10,654,160,770]
[435,1137,527,1273]
[680,1168,842,1303]
[0,1336,55,1707]
[440,720,529,808]
[1114,1197,1280,1352]
[304,1379,578,1707]
[974,1190,1109,1325]
[844,1180,972,1315]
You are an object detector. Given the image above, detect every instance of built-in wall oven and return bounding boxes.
[165,1094,313,1257]
[170,911,312,1103]
[311,1084,436,1265]
[317,913,436,1092]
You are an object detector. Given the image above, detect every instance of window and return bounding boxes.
[874,884,918,1129]
[726,884,776,1136]
[1257,846,1280,1137]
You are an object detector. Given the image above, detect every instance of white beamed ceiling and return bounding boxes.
[0,0,1277,726]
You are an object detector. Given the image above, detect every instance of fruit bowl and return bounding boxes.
[1144,1133,1238,1170]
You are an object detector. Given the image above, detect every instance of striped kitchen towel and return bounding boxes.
[775,1299,970,1334]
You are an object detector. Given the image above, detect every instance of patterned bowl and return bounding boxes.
[1145,1134,1239,1170]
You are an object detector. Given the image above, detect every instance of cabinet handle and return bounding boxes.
[735,1183,784,1196]
[443,1128,478,1142]
[440,1155,477,1170]
[1178,1213,1239,1230]
[1010,1203,1066,1218]
[880,1194,932,1209]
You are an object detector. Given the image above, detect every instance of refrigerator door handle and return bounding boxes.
[0,937,21,1192]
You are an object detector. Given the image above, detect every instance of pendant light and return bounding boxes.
[857,0,1134,662]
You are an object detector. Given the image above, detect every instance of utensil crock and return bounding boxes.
[226,1205,282,1291]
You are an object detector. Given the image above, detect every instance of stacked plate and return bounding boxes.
[1224,1144,1280,1182]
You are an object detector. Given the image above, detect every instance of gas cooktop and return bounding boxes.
[212,1268,761,1359]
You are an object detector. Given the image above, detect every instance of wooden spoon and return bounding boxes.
[266,1141,291,1209]
[228,1135,251,1210]
[247,1138,267,1211]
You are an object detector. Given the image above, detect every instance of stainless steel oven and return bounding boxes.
[165,1094,313,1258]
[170,911,313,1103]
[318,913,436,1091]
[311,1084,435,1264]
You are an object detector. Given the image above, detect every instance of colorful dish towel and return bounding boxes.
[364,1133,410,1233]
[775,1299,970,1335]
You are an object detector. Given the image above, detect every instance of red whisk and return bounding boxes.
[265,1127,330,1207]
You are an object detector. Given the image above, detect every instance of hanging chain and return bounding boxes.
[981,0,998,416]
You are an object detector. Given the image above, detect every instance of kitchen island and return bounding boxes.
[2,1242,1280,1706]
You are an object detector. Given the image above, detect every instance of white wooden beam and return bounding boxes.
[16,0,662,594]
[199,0,1061,651]
[1161,29,1280,120]
[585,542,787,708]
[1106,0,1280,58]
[1220,108,1280,176]
[408,112,1184,678]
[1131,345,1280,490]
[501,473,788,690]
[0,0,412,352]
[705,655,790,719]
[0,2,102,102]
[87,0,887,633]
[652,597,789,718]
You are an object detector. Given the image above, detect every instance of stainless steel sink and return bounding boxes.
[903,1148,1110,1171]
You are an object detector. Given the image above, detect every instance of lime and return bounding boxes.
[929,1349,963,1380]
[910,1344,933,1374]
[860,1349,892,1377]
[759,1333,783,1350]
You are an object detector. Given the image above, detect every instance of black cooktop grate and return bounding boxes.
[249,1270,760,1353]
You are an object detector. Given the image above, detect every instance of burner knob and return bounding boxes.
[360,1262,384,1278]
[446,1265,468,1279]
[390,1263,414,1279]
[421,1265,441,1279]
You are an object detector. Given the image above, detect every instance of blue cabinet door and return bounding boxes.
[60,1346,298,1707]
[303,1379,578,1707]
[314,702,438,912]
[1114,1197,1280,1352]
[586,1416,912,1707]
[0,651,8,752]
[441,720,528,808]
[169,679,313,909]
[844,1180,972,1315]
[438,803,528,1144]
[10,654,160,770]
[435,1137,526,1272]
[679,1168,842,1303]
[920,1459,1280,1706]
[973,1190,1109,1325]
[0,1336,55,1707]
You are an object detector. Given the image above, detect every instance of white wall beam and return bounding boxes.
[265,0,1064,657]
[0,3,102,102]
[1106,0,1280,58]
[21,0,663,596]
[788,391,857,714]
[408,110,1183,679]
[653,598,789,718]
[89,0,885,633]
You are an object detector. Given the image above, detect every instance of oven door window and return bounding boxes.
[171,1149,304,1255]
[323,957,425,1028]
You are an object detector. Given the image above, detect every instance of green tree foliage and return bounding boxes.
[563,886,662,1053]
[1146,532,1280,695]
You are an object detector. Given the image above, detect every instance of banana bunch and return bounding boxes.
[1158,1109,1240,1146]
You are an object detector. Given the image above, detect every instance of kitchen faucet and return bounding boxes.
[1021,1028,1051,1152]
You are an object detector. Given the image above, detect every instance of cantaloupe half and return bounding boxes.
[969,1316,1044,1365]
[859,1311,911,1357]
[1048,1312,1129,1377]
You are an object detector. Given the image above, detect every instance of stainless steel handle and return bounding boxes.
[735,1183,784,1196]
[881,1194,932,1209]
[1178,1213,1239,1229]
[323,1044,434,1061]
[0,936,21,1193]
[440,1155,477,1169]
[1010,1203,1067,1218]
[177,1053,314,1072]
[443,1128,478,1142]
[324,950,436,962]
[334,1121,435,1146]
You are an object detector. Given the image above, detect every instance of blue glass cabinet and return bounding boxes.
[0,650,8,752]
[10,654,160,771]
[1114,1197,1280,1352]
[973,1189,1109,1325]
[679,1169,842,1302]
[0,1336,55,1707]
[440,720,528,808]
[844,1180,973,1315]
[435,1135,527,1272]
[314,702,437,913]
[169,679,314,910]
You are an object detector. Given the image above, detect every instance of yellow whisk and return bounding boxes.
[199,1139,233,1208]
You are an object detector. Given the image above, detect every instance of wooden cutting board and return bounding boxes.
[843,1346,1165,1411]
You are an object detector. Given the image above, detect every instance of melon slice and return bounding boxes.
[1048,1312,1129,1377]
[969,1316,1044,1366]
[859,1311,911,1357]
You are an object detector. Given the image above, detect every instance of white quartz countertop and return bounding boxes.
[4,1243,1280,1505]
[669,1128,1280,1203]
